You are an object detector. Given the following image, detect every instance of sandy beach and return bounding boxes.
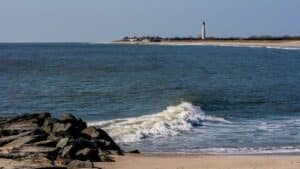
[1,152,300,169]
[114,40,300,49]
[98,154,300,169]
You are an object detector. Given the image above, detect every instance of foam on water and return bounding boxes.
[182,146,300,155]
[88,102,229,143]
[265,46,300,50]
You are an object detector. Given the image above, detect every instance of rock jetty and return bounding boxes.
[0,113,126,169]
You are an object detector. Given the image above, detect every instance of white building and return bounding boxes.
[201,21,206,40]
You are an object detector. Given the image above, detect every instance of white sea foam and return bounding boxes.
[88,102,229,143]
[183,146,300,155]
[265,46,300,50]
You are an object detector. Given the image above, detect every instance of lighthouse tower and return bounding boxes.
[201,21,206,40]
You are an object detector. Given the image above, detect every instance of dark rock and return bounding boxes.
[94,140,110,151]
[51,114,87,138]
[2,128,49,148]
[31,128,49,141]
[43,118,60,134]
[56,138,69,149]
[81,127,121,153]
[0,130,33,146]
[52,122,72,134]
[47,134,60,142]
[61,114,77,122]
[61,114,87,129]
[2,113,50,125]
[81,127,99,139]
[46,148,60,161]
[34,140,57,147]
[75,148,100,161]
[0,152,27,159]
[56,156,72,165]
[127,149,140,154]
[99,153,114,162]
[2,136,35,148]
[67,160,93,169]
[61,145,75,159]
[0,128,30,137]
[71,138,97,150]
[35,112,51,126]
[1,113,126,164]
[0,113,51,131]
[59,138,97,160]
[20,146,57,154]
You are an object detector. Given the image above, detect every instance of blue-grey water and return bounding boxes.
[1,43,300,154]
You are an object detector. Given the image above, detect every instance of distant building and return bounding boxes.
[142,38,151,43]
[128,37,138,42]
[202,21,206,40]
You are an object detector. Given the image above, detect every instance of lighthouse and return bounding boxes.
[201,21,206,40]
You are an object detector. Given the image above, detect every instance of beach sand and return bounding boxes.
[98,154,300,169]
[1,153,300,169]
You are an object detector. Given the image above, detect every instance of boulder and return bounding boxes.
[52,122,72,134]
[46,148,60,161]
[81,127,121,152]
[67,160,93,169]
[31,128,49,141]
[34,140,57,147]
[35,112,51,126]
[98,153,114,162]
[81,127,99,139]
[3,136,35,148]
[127,149,140,154]
[0,130,33,146]
[71,138,97,150]
[43,118,60,134]
[0,113,125,165]
[50,114,87,138]
[0,113,51,133]
[59,138,96,159]
[2,113,50,125]
[47,134,60,142]
[61,114,77,122]
[61,114,87,131]
[56,138,69,149]
[61,145,75,159]
[0,128,29,137]
[75,148,100,161]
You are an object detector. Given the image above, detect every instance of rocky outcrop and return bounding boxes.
[0,113,129,169]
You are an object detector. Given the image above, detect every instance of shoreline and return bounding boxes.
[128,151,300,156]
[112,40,300,49]
[98,153,300,169]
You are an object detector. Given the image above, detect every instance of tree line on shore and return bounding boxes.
[121,35,300,42]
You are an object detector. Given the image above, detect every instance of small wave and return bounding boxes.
[183,146,300,155]
[204,44,300,50]
[265,46,300,50]
[88,102,229,143]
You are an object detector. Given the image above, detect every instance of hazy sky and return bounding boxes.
[1,0,300,42]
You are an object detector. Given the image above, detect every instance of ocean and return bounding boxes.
[1,43,300,154]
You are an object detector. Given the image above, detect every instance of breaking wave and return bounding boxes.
[88,102,229,143]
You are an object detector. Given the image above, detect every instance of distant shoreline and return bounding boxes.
[113,40,300,49]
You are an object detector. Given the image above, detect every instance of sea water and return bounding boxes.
[1,43,300,154]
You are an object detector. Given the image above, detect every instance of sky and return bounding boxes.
[0,0,300,42]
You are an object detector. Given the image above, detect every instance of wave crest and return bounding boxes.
[88,102,229,143]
